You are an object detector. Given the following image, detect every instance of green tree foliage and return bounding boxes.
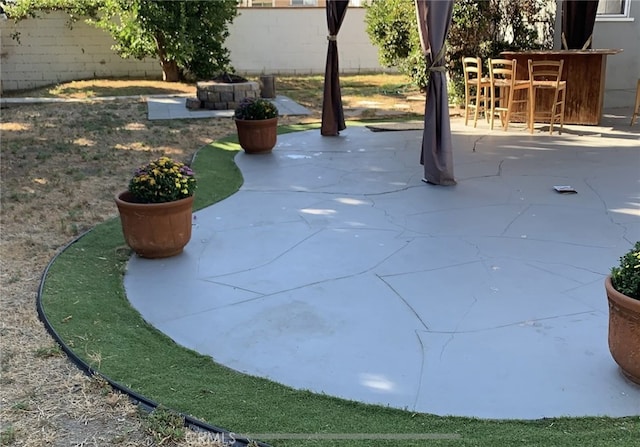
[2,0,100,20]
[4,0,238,82]
[365,0,555,103]
[364,0,429,89]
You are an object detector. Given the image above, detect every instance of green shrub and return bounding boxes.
[611,241,640,300]
[364,0,555,104]
[234,98,278,120]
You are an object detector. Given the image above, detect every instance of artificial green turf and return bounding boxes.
[40,125,640,446]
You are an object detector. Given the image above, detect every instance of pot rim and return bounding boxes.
[234,117,278,122]
[115,190,194,207]
[605,275,640,309]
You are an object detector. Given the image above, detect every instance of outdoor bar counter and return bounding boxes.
[501,49,622,125]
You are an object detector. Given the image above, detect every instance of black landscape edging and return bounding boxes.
[36,229,270,447]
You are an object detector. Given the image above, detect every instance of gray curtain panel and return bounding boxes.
[321,0,349,136]
[416,0,456,186]
[561,0,600,50]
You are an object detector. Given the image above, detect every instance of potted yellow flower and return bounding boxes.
[115,156,197,258]
[606,241,640,384]
[234,97,279,154]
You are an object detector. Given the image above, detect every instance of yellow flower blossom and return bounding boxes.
[128,157,197,204]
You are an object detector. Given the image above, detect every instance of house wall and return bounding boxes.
[592,1,640,109]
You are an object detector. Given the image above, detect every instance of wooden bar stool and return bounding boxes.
[488,58,530,131]
[462,56,491,127]
[631,78,640,126]
[528,59,567,135]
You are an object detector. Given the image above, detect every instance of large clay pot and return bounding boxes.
[234,117,278,154]
[606,275,640,384]
[115,191,194,259]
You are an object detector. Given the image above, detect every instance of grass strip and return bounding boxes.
[40,125,639,447]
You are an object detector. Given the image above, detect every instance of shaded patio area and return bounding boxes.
[124,109,639,419]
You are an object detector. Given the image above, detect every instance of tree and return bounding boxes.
[5,0,239,82]
[364,0,555,103]
[364,0,429,90]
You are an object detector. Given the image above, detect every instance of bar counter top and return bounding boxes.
[502,49,622,56]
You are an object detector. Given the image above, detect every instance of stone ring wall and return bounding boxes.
[186,81,260,111]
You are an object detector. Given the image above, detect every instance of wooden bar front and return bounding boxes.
[501,49,622,125]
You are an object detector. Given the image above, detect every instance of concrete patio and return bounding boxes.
[124,106,640,420]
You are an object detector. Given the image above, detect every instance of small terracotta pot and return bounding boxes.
[605,276,640,385]
[115,191,194,259]
[234,117,278,154]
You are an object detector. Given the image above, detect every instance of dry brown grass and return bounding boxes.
[0,76,424,446]
[0,98,240,447]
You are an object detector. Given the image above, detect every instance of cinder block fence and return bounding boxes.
[1,6,635,110]
[0,8,384,93]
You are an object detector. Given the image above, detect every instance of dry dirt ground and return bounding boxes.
[0,77,427,446]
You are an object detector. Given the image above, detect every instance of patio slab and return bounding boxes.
[124,110,640,419]
[146,95,311,120]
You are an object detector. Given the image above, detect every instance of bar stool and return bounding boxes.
[631,78,640,126]
[528,59,567,135]
[488,58,530,131]
[462,56,491,127]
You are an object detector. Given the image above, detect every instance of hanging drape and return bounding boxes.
[561,0,600,50]
[321,0,349,136]
[415,0,456,185]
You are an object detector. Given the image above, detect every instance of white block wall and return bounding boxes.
[0,7,636,109]
[0,12,160,92]
[0,8,385,93]
[227,8,384,75]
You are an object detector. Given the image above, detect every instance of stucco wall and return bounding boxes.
[593,1,640,109]
[0,8,384,93]
[227,8,383,75]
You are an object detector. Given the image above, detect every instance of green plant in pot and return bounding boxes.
[606,241,640,384]
[115,156,197,259]
[234,97,279,154]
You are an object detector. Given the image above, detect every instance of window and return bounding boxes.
[291,0,317,5]
[597,0,631,19]
[237,0,274,7]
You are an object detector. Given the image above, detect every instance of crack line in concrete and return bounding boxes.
[423,310,597,335]
[377,274,430,331]
[439,294,478,360]
[500,204,531,236]
[412,330,426,412]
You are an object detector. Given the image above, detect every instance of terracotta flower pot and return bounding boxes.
[605,275,640,384]
[234,117,278,154]
[115,191,194,259]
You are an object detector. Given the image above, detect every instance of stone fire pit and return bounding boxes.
[186,76,260,111]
